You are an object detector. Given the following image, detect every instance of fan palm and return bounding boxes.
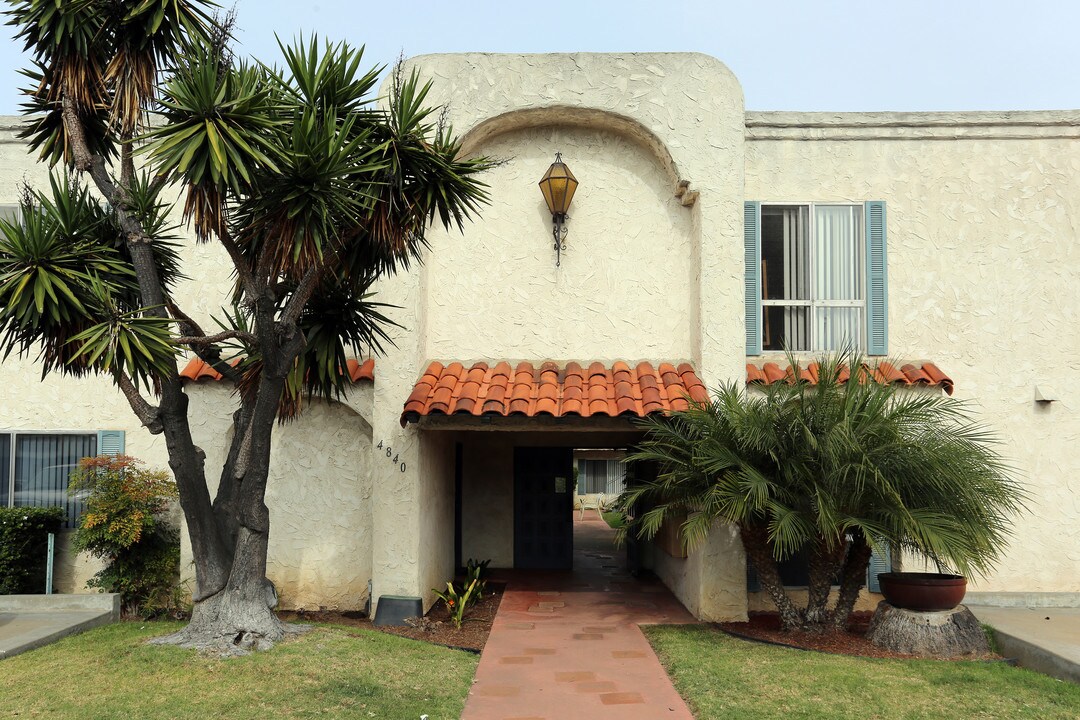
[624,351,1026,631]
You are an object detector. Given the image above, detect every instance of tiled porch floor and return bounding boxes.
[460,517,697,720]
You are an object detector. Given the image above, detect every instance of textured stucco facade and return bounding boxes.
[1,53,1077,618]
[745,113,1080,595]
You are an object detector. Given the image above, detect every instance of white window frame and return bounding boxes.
[760,202,866,352]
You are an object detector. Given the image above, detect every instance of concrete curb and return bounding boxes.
[0,594,121,660]
[989,628,1080,685]
[0,593,120,617]
[0,609,116,660]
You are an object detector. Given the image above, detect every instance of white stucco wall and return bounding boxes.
[426,124,695,362]
[461,435,515,568]
[745,112,1080,593]
[365,52,750,618]
[182,383,374,610]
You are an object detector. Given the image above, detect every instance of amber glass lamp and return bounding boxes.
[538,152,578,266]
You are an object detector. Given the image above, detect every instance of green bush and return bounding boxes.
[69,455,182,617]
[0,506,64,594]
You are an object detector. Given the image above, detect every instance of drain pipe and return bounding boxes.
[45,532,55,594]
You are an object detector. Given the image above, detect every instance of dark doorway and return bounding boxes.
[514,447,574,569]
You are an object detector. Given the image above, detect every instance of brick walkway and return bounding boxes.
[461,517,697,720]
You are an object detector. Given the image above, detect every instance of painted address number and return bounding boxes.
[377,441,407,472]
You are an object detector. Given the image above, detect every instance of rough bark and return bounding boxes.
[832,534,875,629]
[150,581,308,655]
[740,524,804,630]
[867,602,990,657]
[804,538,847,629]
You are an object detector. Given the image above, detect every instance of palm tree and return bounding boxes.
[1,3,492,651]
[623,352,1026,632]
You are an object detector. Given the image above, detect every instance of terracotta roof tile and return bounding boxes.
[401,361,707,426]
[920,363,954,395]
[179,357,375,385]
[746,360,954,395]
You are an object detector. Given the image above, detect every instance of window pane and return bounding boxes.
[762,206,810,301]
[13,434,97,528]
[0,434,9,507]
[763,305,810,352]
[576,459,627,495]
[815,307,862,351]
[814,205,862,301]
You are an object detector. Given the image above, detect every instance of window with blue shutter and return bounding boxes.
[1,429,124,527]
[744,201,762,355]
[748,201,887,354]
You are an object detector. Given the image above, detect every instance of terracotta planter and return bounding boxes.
[878,572,967,611]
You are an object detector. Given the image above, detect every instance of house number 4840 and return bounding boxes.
[376,441,406,472]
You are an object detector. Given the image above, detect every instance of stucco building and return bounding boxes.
[1,53,1077,619]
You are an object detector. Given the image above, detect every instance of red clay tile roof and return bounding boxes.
[746,361,953,395]
[178,357,374,383]
[401,361,707,426]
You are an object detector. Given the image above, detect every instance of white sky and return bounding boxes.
[1,0,1078,114]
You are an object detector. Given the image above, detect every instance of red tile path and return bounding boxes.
[461,518,697,720]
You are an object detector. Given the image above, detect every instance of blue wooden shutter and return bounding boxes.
[746,557,761,592]
[97,430,126,456]
[866,545,891,593]
[745,201,762,355]
[864,201,888,355]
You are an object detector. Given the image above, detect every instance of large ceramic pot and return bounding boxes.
[878,572,967,611]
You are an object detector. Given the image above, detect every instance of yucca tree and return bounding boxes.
[623,351,1026,632]
[1,2,492,651]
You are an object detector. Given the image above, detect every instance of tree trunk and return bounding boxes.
[63,90,305,654]
[804,539,846,630]
[832,533,874,629]
[740,525,804,630]
[867,603,990,657]
[157,306,310,652]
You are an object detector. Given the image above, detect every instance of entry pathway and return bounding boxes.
[461,519,697,720]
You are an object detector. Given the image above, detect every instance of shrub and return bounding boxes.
[626,351,1026,632]
[433,578,481,629]
[0,506,65,594]
[68,455,181,616]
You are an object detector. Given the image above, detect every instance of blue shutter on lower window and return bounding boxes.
[866,545,891,593]
[97,430,126,456]
[745,201,762,356]
[864,201,888,355]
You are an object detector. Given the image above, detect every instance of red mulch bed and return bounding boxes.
[277,582,504,653]
[717,612,998,661]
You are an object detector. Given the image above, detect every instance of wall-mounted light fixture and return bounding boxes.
[538,152,578,266]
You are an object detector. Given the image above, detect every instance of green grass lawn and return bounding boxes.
[601,510,626,529]
[0,621,477,719]
[645,625,1080,720]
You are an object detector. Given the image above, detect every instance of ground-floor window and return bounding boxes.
[0,431,104,528]
[574,452,627,495]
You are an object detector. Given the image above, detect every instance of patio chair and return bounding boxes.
[579,493,606,521]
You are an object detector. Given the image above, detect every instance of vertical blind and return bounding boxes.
[577,459,626,495]
[0,434,9,507]
[759,204,864,352]
[10,433,97,528]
